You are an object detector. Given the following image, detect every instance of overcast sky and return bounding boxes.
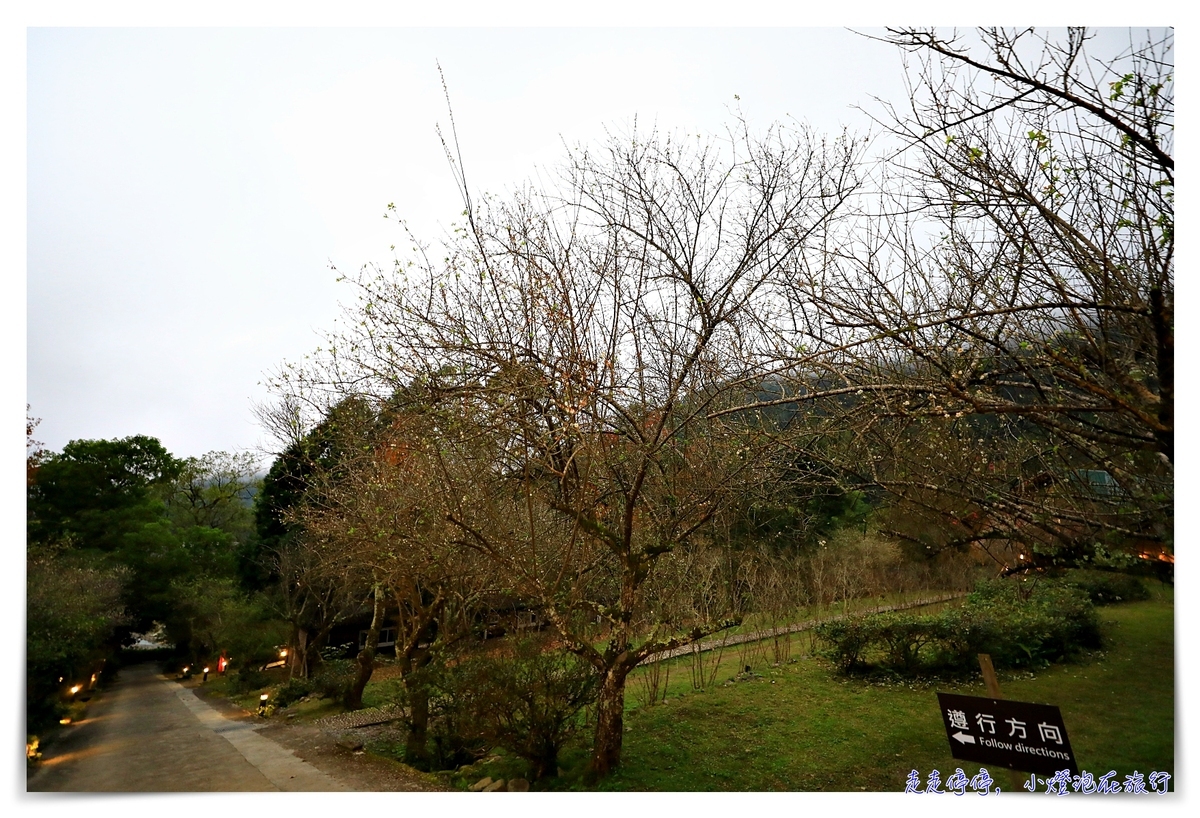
[16,10,1173,472]
[25,25,922,462]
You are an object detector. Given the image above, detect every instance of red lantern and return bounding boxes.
[217,655,228,673]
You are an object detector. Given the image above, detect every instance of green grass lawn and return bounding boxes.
[590,587,1173,792]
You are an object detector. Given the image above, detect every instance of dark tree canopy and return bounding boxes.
[28,433,265,635]
[28,435,181,553]
[252,397,377,567]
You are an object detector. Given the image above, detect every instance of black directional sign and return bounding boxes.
[936,692,1078,776]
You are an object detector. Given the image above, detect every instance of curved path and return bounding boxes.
[28,663,349,792]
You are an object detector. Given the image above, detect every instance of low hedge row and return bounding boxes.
[815,579,1102,676]
[1060,569,1150,606]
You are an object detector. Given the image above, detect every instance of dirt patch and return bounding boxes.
[185,677,446,792]
[257,722,449,792]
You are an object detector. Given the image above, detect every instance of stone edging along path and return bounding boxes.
[171,678,350,790]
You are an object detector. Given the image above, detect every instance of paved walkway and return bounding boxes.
[28,663,349,792]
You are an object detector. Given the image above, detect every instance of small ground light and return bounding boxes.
[258,693,269,716]
[202,667,210,682]
[69,685,81,696]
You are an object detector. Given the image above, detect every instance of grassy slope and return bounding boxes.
[596,588,1173,791]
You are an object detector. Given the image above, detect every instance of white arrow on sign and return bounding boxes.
[952,732,976,745]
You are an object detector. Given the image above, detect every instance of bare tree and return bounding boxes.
[769,28,1172,569]
[268,530,363,679]
[254,398,377,679]
[275,117,861,776]
[288,400,488,763]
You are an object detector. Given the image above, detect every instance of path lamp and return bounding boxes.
[68,684,81,702]
[258,693,269,717]
[202,667,210,683]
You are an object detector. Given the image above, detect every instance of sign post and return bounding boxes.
[937,691,1079,777]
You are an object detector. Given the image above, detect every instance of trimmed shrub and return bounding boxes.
[414,642,598,777]
[1062,570,1151,605]
[273,677,316,707]
[421,662,493,771]
[232,665,270,693]
[815,578,1101,677]
[931,606,1005,670]
[873,613,944,673]
[467,643,596,780]
[815,617,874,672]
[312,659,355,702]
[251,660,354,704]
[965,579,1101,665]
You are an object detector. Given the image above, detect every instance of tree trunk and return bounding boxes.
[587,664,631,779]
[292,622,335,679]
[396,644,434,768]
[404,678,430,767]
[347,585,385,710]
[290,627,310,680]
[531,748,556,782]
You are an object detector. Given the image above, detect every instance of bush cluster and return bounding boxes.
[1060,570,1150,606]
[374,642,596,778]
[272,676,316,707]
[815,579,1102,676]
[231,666,271,693]
[313,659,356,702]
[266,659,356,707]
[450,644,596,780]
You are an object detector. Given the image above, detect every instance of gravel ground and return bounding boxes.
[313,705,406,730]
